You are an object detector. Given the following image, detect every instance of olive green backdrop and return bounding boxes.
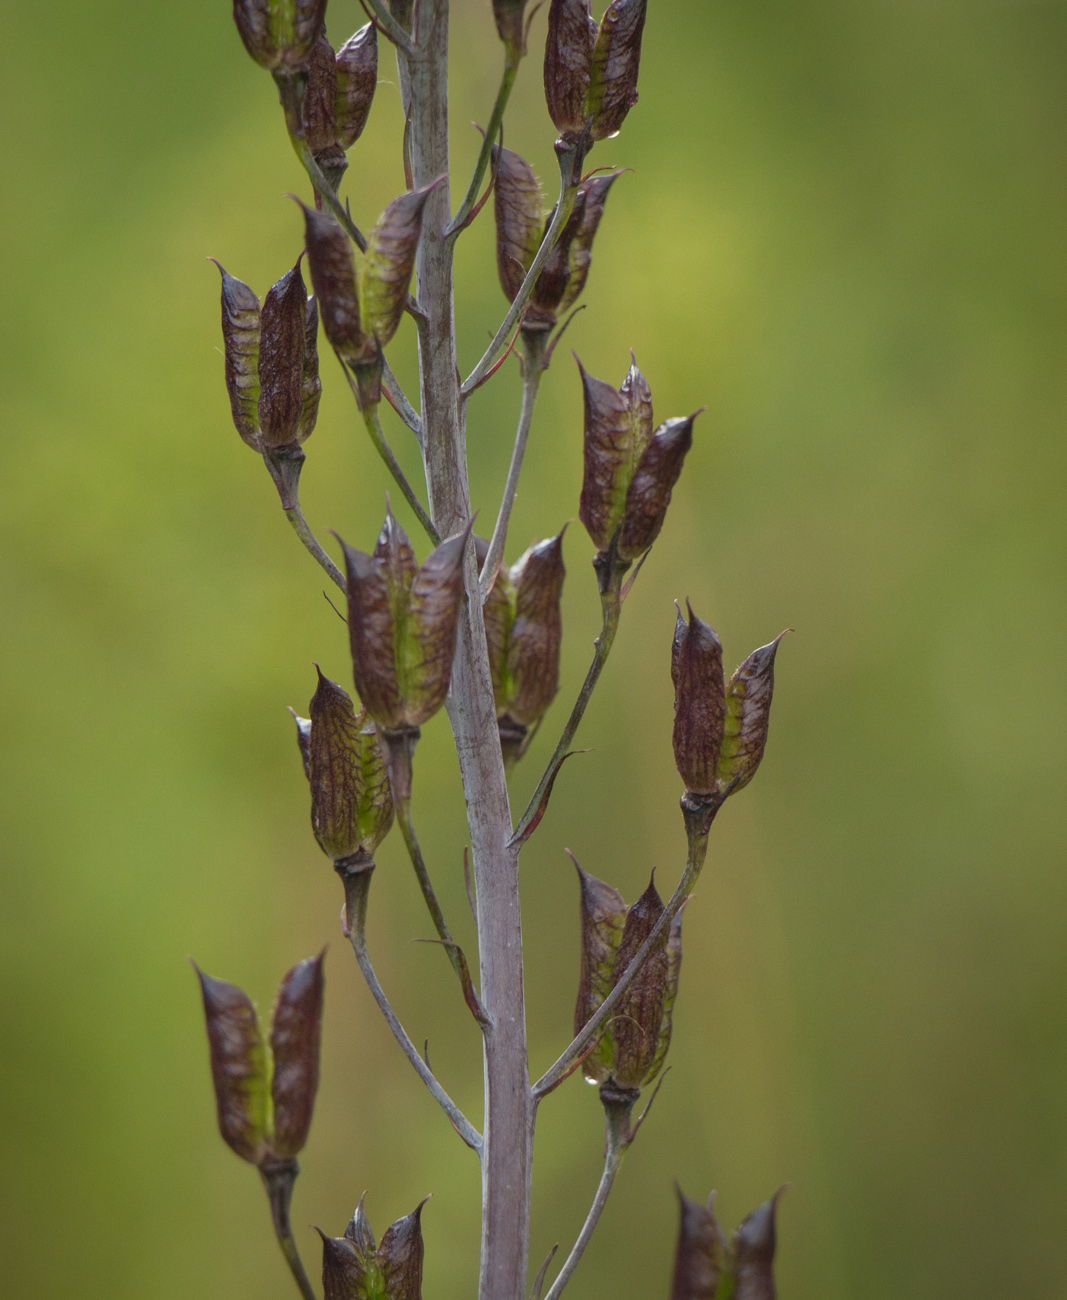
[3,0,1066,1296]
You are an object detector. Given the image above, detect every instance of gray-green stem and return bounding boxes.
[446,49,521,239]
[511,576,622,845]
[461,148,580,395]
[355,393,439,542]
[478,330,547,601]
[260,1162,317,1300]
[262,447,347,592]
[338,856,483,1153]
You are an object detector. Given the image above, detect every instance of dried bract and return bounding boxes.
[193,953,325,1168]
[232,0,328,72]
[339,507,472,733]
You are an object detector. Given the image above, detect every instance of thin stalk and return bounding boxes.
[260,1163,317,1300]
[339,858,483,1153]
[341,366,438,541]
[447,49,521,239]
[359,0,417,54]
[540,1101,633,1300]
[382,356,424,443]
[396,794,463,980]
[478,331,546,601]
[533,824,711,1099]
[461,147,580,395]
[262,448,346,592]
[512,577,622,845]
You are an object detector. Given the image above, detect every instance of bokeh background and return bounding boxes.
[3,0,1066,1296]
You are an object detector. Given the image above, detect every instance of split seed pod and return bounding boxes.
[578,356,697,566]
[193,953,325,1167]
[573,861,681,1093]
[301,24,378,186]
[294,669,394,862]
[479,532,566,762]
[338,506,472,734]
[214,258,321,452]
[320,1197,428,1300]
[492,147,623,330]
[232,0,328,72]
[672,604,787,803]
[670,1187,783,1300]
[544,0,647,145]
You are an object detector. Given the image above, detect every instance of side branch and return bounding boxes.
[461,143,581,395]
[339,859,483,1154]
[262,447,347,592]
[532,829,710,1099]
[446,49,521,238]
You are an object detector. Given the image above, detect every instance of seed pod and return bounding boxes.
[716,634,787,798]
[572,860,626,1085]
[258,261,308,449]
[320,1198,427,1300]
[577,356,697,564]
[232,0,328,72]
[670,1189,727,1300]
[526,190,587,329]
[302,30,339,155]
[544,0,595,137]
[586,0,647,140]
[671,603,725,797]
[361,179,443,348]
[493,0,528,52]
[269,952,325,1159]
[335,24,378,149]
[289,709,313,779]
[504,532,566,727]
[298,296,322,442]
[214,263,262,448]
[732,1193,782,1300]
[307,669,393,861]
[492,146,545,303]
[610,874,671,1090]
[300,204,374,366]
[556,169,624,314]
[644,911,682,1085]
[339,507,472,733]
[193,953,325,1167]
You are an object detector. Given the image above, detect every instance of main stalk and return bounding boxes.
[402,5,534,1299]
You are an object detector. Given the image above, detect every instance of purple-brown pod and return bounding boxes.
[335,24,378,149]
[233,0,329,72]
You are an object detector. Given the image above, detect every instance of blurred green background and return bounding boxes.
[2,0,1066,1296]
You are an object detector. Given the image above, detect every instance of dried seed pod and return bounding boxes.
[504,531,566,727]
[361,179,443,348]
[587,0,647,140]
[572,860,626,1085]
[610,873,671,1090]
[493,0,528,52]
[298,296,322,442]
[556,169,624,314]
[335,24,378,149]
[300,204,375,366]
[232,0,328,72]
[492,145,545,303]
[671,603,725,797]
[644,911,682,1085]
[302,30,339,155]
[544,0,595,137]
[577,356,697,565]
[258,260,308,449]
[339,507,472,733]
[732,1193,782,1300]
[289,709,313,779]
[194,966,269,1164]
[526,190,587,329]
[269,952,325,1158]
[320,1198,428,1300]
[307,669,394,861]
[193,953,325,1167]
[670,1189,727,1300]
[213,262,261,448]
[716,634,787,798]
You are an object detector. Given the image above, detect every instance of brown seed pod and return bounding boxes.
[335,24,378,149]
[716,634,788,798]
[671,603,725,798]
[587,0,647,140]
[544,0,595,136]
[257,260,308,449]
[214,262,261,448]
[670,1189,727,1300]
[232,0,328,72]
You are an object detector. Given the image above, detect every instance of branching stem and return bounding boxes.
[447,49,521,239]
[479,331,547,600]
[262,447,347,592]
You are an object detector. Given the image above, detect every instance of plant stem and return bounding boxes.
[512,576,622,845]
[260,1162,317,1300]
[262,447,347,592]
[355,393,439,542]
[462,149,580,395]
[478,331,546,600]
[338,857,483,1153]
[447,49,521,238]
[540,1099,633,1300]
[359,0,417,53]
[405,5,535,1297]
[381,357,424,443]
[533,822,711,1099]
